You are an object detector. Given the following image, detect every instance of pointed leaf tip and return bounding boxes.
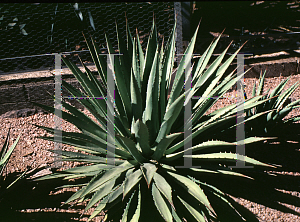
[197,17,202,27]
[220,28,226,35]
[239,40,248,49]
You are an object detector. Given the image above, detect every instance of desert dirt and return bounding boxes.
[1,59,300,221]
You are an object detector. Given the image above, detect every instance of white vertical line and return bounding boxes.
[236,54,246,165]
[54,53,62,168]
[176,54,194,169]
[106,55,115,166]
[184,55,192,168]
[230,53,253,169]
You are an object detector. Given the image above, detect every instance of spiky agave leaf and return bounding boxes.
[33,17,279,221]
[244,70,300,135]
[0,128,28,195]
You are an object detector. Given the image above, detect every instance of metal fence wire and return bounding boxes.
[0,2,175,73]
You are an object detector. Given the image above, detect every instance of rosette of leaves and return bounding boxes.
[33,18,277,221]
[244,70,300,136]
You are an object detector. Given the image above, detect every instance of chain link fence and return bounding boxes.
[0,2,175,73]
[0,2,176,115]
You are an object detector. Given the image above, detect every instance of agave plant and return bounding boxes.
[0,128,23,195]
[243,70,300,136]
[33,18,278,221]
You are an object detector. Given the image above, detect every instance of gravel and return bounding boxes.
[1,74,300,221]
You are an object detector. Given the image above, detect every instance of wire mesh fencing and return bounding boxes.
[0,2,175,115]
[0,2,175,73]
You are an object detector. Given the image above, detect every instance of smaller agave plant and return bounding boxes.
[243,70,300,136]
[33,18,278,221]
[0,127,23,197]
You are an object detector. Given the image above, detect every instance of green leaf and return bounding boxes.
[276,82,299,111]
[192,30,224,82]
[1,129,11,163]
[63,164,112,174]
[267,76,291,110]
[167,171,215,215]
[142,47,160,144]
[88,195,108,221]
[108,184,124,203]
[34,173,72,181]
[105,32,132,121]
[60,79,106,121]
[152,132,182,161]
[189,166,254,180]
[152,182,173,222]
[198,180,246,221]
[186,153,276,168]
[116,21,131,92]
[132,120,152,157]
[192,42,233,103]
[167,23,199,111]
[188,41,244,109]
[123,169,142,200]
[141,18,158,110]
[177,196,206,222]
[140,163,158,188]
[130,183,142,221]
[64,186,87,205]
[80,160,137,198]
[165,115,237,155]
[84,34,107,84]
[81,60,107,102]
[63,173,99,180]
[88,184,123,221]
[132,37,141,91]
[116,135,147,163]
[126,17,134,63]
[166,140,235,161]
[31,101,108,143]
[274,106,293,120]
[156,89,191,143]
[160,24,176,122]
[252,79,257,98]
[136,29,145,82]
[62,57,105,110]
[239,136,276,145]
[153,172,174,207]
[0,129,21,165]
[84,178,116,212]
[257,70,267,96]
[286,98,300,108]
[131,70,143,122]
[122,190,136,222]
[37,135,109,156]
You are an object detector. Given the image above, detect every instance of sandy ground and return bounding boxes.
[1,72,300,221]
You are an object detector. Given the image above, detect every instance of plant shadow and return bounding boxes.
[194,122,300,221]
[0,170,90,222]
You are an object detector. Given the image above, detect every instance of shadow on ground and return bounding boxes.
[184,122,300,221]
[0,174,90,222]
[1,124,300,221]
